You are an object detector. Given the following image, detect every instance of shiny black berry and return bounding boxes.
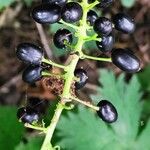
[42,0,67,7]
[111,48,140,73]
[32,4,61,24]
[96,34,114,52]
[17,107,39,124]
[94,17,113,35]
[97,100,118,123]
[74,69,88,90]
[61,2,83,23]
[16,43,43,65]
[22,65,42,84]
[53,29,73,49]
[113,13,135,34]
[87,10,98,26]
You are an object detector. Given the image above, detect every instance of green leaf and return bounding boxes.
[0,0,15,9]
[120,0,136,8]
[135,121,150,150]
[15,137,44,150]
[0,106,25,150]
[54,69,149,150]
[138,65,150,91]
[142,98,150,119]
[56,105,115,150]
[98,70,142,142]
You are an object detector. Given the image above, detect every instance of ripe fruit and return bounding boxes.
[113,13,135,34]
[61,2,83,23]
[53,29,73,49]
[111,48,140,73]
[97,100,118,123]
[32,4,61,24]
[74,69,88,90]
[87,10,98,26]
[94,17,113,35]
[17,107,39,124]
[42,0,67,7]
[22,65,42,84]
[96,34,114,52]
[16,43,43,65]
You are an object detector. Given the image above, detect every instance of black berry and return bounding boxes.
[22,65,42,84]
[42,0,67,7]
[16,43,43,65]
[87,10,98,26]
[113,13,135,34]
[17,107,39,124]
[74,69,88,90]
[96,34,114,52]
[97,100,118,123]
[32,4,61,24]
[94,17,113,35]
[61,2,83,23]
[53,29,73,49]
[111,48,140,73]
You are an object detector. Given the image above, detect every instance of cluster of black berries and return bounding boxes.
[16,43,117,123]
[32,0,82,24]
[16,0,141,125]
[94,13,140,73]
[16,43,45,124]
[16,43,43,84]
[31,0,140,73]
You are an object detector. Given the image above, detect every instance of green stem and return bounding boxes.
[40,0,98,149]
[40,36,83,150]
[81,54,112,62]
[84,34,101,42]
[87,0,99,9]
[42,57,67,70]
[70,96,99,111]
[25,123,46,132]
[62,55,79,98]
[42,71,63,78]
[41,102,64,150]
[61,0,89,98]
[59,20,79,30]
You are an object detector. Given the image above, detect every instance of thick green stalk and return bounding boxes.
[41,102,64,150]
[40,0,89,149]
